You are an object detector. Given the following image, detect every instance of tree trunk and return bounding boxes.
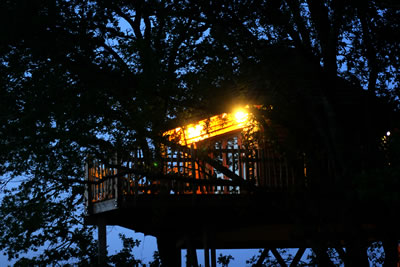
[312,246,335,267]
[345,240,369,267]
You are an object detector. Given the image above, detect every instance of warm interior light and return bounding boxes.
[163,105,258,146]
[234,110,248,123]
[187,124,203,139]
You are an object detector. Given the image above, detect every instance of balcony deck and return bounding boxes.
[84,143,400,264]
[85,143,306,214]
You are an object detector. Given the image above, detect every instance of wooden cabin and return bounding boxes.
[85,106,305,203]
[84,105,398,266]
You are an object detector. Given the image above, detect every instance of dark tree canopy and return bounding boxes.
[0,0,399,264]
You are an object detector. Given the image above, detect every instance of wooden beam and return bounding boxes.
[255,248,270,266]
[91,199,118,214]
[290,247,306,267]
[271,248,287,267]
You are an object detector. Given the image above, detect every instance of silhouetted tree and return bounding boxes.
[1,0,399,265]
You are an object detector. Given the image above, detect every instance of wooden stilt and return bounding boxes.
[203,230,210,267]
[188,246,198,267]
[211,247,216,267]
[185,237,198,267]
[157,235,181,267]
[97,219,107,267]
[208,227,216,267]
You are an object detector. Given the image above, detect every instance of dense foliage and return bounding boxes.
[1,0,399,265]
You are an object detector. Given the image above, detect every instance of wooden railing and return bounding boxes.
[86,145,305,204]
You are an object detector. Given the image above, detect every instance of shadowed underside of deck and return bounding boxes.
[85,192,400,250]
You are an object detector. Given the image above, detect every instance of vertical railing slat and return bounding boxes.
[191,144,196,194]
[86,140,309,211]
[255,149,259,186]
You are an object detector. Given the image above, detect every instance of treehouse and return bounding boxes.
[85,105,398,266]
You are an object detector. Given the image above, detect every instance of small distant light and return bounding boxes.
[387,131,391,136]
[153,162,158,167]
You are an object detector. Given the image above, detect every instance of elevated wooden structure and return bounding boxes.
[85,107,399,266]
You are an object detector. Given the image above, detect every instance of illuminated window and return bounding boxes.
[164,106,257,146]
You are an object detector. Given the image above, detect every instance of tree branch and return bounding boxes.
[101,42,134,75]
[307,0,339,78]
[114,7,142,40]
[358,7,378,92]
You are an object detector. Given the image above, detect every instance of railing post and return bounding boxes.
[255,149,259,187]
[259,148,265,187]
[177,147,181,177]
[208,151,215,194]
[231,147,235,193]
[245,149,250,183]
[113,152,119,208]
[222,139,228,193]
[134,150,139,196]
[191,144,196,194]
[85,156,91,215]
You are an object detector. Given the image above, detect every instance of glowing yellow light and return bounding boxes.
[187,124,203,139]
[163,105,259,146]
[234,110,248,123]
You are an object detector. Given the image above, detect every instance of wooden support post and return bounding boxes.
[97,219,107,267]
[157,235,181,267]
[185,236,198,267]
[209,230,216,267]
[203,230,210,267]
[187,247,198,267]
[211,247,216,267]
